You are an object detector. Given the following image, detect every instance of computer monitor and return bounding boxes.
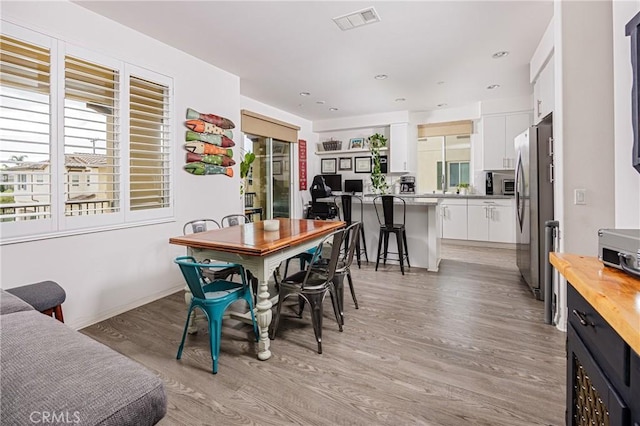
[344,179,363,194]
[321,174,342,192]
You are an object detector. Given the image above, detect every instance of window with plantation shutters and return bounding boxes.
[0,34,52,223]
[64,55,120,217]
[129,75,170,212]
[0,23,174,242]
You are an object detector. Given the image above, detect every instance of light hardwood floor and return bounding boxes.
[81,243,566,426]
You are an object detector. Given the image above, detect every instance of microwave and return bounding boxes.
[502,179,515,195]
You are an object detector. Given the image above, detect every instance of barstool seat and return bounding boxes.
[373,195,410,275]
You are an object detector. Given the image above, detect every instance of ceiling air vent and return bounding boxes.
[333,7,381,31]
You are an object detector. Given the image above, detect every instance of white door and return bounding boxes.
[489,204,515,243]
[481,115,506,170]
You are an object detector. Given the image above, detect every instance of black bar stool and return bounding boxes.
[335,194,368,268]
[373,195,410,275]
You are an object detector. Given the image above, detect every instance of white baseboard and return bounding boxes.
[70,284,184,331]
[442,239,516,249]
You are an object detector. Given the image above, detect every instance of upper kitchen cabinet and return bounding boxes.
[389,123,409,173]
[533,56,554,124]
[480,112,532,170]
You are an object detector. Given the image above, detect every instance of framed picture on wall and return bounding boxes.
[338,157,352,171]
[349,138,365,149]
[321,158,337,174]
[354,156,372,173]
[273,160,282,175]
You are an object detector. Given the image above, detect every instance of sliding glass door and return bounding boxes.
[244,134,291,219]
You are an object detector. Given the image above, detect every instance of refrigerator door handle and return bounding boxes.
[549,163,554,183]
[515,152,525,232]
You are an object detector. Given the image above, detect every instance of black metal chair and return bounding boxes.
[311,221,361,323]
[269,228,345,354]
[373,196,410,275]
[335,194,368,268]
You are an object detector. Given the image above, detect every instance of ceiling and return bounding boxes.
[75,1,553,122]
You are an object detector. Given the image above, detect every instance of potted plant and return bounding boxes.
[457,183,470,195]
[368,133,388,194]
[240,151,255,195]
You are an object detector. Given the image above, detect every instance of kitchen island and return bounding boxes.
[320,195,441,271]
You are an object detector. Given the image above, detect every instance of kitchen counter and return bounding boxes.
[550,252,640,354]
[363,193,513,200]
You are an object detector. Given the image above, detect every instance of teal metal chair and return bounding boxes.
[175,256,258,374]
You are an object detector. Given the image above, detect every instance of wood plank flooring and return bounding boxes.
[81,243,566,426]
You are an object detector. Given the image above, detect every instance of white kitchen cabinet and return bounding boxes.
[467,199,515,243]
[533,56,554,124]
[480,113,531,170]
[440,199,467,240]
[389,123,409,173]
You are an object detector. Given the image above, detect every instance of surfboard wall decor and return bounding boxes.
[183,108,236,178]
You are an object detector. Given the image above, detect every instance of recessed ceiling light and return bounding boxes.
[437,81,445,85]
[486,84,501,90]
[437,103,448,107]
[374,74,388,80]
[329,107,339,111]
[316,100,325,105]
[299,92,310,96]
[395,98,406,102]
[492,51,509,59]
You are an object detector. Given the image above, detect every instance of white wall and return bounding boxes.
[613,0,640,228]
[555,0,616,257]
[239,96,315,216]
[0,1,244,329]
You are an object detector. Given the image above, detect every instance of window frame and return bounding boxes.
[0,22,174,244]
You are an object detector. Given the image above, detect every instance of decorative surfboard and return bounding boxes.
[185,130,235,147]
[184,142,233,158]
[185,152,235,166]
[184,120,233,138]
[186,108,235,129]
[184,162,233,177]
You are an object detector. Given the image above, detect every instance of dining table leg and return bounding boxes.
[255,275,273,360]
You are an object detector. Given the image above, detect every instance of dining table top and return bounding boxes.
[169,218,345,257]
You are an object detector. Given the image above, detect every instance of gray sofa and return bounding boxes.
[0,289,167,425]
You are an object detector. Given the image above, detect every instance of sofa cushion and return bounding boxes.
[0,310,166,425]
[0,289,35,315]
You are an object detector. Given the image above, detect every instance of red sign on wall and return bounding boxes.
[298,139,307,190]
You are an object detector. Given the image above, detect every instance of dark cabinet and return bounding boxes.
[567,285,638,426]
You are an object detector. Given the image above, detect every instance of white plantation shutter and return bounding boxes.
[64,55,120,217]
[129,74,171,212]
[0,24,173,242]
[0,34,52,223]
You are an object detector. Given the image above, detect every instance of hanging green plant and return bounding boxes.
[368,133,388,194]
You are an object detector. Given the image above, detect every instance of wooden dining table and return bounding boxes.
[169,218,345,361]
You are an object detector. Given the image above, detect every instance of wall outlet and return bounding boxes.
[574,189,586,205]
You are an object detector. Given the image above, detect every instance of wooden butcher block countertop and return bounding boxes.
[550,252,640,354]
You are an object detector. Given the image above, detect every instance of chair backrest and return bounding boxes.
[310,175,331,201]
[183,219,221,235]
[302,228,345,288]
[335,194,364,224]
[373,195,406,227]
[244,192,256,207]
[339,221,361,272]
[175,256,247,300]
[221,214,250,227]
[174,256,210,299]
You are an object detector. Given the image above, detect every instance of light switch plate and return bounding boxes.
[574,189,586,205]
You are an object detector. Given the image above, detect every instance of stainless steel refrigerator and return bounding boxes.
[515,116,554,300]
